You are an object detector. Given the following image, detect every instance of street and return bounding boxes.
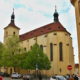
[4,77,49,80]
[4,77,22,80]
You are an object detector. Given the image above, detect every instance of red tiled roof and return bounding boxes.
[19,22,70,41]
[4,22,20,30]
[75,64,79,68]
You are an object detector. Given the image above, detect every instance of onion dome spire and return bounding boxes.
[53,6,59,22]
[11,8,15,24]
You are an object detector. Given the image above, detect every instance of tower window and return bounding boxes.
[50,43,53,61]
[13,32,16,35]
[40,45,43,51]
[59,42,63,61]
[6,31,8,37]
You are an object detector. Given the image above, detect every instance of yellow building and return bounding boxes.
[70,0,80,73]
[4,9,74,75]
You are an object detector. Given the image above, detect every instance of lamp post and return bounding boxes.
[36,64,38,79]
[36,52,39,80]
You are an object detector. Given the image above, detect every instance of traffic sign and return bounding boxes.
[67,65,72,70]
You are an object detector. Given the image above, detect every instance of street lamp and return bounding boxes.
[36,52,39,79]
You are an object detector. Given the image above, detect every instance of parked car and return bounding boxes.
[23,74,31,80]
[50,76,67,80]
[11,72,22,79]
[0,72,10,77]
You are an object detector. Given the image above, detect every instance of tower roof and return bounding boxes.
[4,9,20,30]
[53,6,59,22]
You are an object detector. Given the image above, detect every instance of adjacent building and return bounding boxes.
[4,9,74,75]
[70,0,80,73]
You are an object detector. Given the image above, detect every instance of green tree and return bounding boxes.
[21,43,51,70]
[0,42,5,66]
[2,36,23,68]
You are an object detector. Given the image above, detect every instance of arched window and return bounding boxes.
[40,45,43,51]
[13,32,15,35]
[50,43,53,61]
[59,42,63,61]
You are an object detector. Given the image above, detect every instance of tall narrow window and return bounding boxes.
[40,45,43,51]
[50,43,53,61]
[59,42,63,61]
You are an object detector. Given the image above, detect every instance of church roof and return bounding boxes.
[20,22,70,41]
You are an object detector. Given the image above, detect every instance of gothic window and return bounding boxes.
[50,43,53,61]
[59,42,63,61]
[40,45,43,51]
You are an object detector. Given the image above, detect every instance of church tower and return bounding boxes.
[4,9,20,43]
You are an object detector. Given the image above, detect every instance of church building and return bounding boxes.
[4,8,74,75]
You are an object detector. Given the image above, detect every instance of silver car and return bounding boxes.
[11,72,22,79]
[50,76,67,80]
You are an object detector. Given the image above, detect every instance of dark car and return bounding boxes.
[0,72,10,77]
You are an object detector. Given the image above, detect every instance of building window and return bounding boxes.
[30,46,32,49]
[40,45,43,51]
[44,34,47,37]
[24,48,26,51]
[54,33,57,35]
[59,42,63,61]
[50,43,53,61]
[6,31,8,37]
[13,32,15,35]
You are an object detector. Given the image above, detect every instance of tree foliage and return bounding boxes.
[2,36,23,67]
[21,43,51,70]
[0,36,51,71]
[0,42,5,66]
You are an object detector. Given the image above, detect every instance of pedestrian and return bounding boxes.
[74,75,78,80]
[38,74,42,80]
[68,75,74,80]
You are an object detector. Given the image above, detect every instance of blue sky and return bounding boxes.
[0,0,78,63]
